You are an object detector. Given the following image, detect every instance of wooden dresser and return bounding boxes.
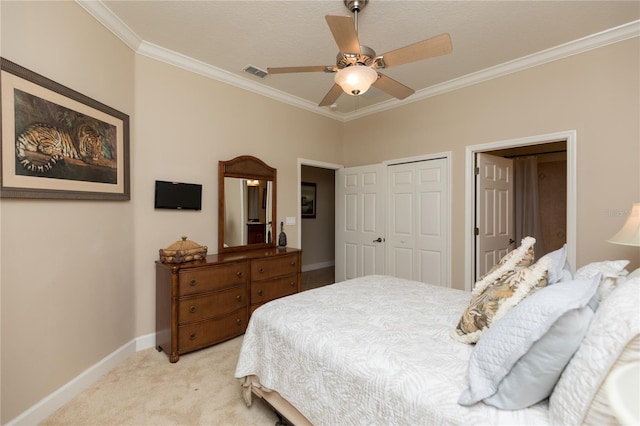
[156,247,301,362]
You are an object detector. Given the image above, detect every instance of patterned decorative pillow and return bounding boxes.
[476,236,537,284]
[450,237,551,344]
[472,236,537,297]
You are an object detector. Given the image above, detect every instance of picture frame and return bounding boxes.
[301,182,316,218]
[0,58,130,200]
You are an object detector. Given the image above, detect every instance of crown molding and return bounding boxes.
[342,19,640,121]
[75,0,638,123]
[135,41,339,120]
[75,0,339,120]
[75,0,142,51]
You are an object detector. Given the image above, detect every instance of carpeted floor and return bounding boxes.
[43,269,335,425]
[42,336,278,425]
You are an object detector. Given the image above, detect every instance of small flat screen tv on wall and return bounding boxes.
[154,180,202,210]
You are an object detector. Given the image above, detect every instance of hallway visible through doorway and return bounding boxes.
[302,266,335,291]
[465,130,577,291]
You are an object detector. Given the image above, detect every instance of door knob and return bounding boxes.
[508,238,516,245]
[373,237,383,243]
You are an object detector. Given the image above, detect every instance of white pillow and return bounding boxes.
[628,267,640,280]
[540,244,571,284]
[458,275,600,409]
[575,260,629,300]
[549,277,640,425]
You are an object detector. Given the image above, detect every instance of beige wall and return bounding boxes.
[132,55,344,339]
[0,1,344,422]
[343,38,640,289]
[1,0,639,422]
[0,1,136,422]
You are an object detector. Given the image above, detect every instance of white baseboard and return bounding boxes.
[301,260,335,273]
[8,333,155,425]
[136,332,156,351]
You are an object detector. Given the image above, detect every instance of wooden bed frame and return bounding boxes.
[242,376,312,426]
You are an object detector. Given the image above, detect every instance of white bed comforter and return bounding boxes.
[235,275,550,425]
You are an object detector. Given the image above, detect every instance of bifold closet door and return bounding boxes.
[387,158,449,287]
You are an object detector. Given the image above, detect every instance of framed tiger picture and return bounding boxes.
[0,58,130,200]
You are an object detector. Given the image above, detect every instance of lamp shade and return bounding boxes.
[608,203,640,247]
[334,66,378,96]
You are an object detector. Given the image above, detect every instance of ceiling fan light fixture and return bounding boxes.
[334,65,377,96]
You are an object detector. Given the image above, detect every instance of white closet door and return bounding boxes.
[388,158,449,287]
[335,164,386,283]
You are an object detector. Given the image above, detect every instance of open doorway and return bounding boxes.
[476,142,567,279]
[485,141,567,255]
[464,131,577,291]
[298,159,341,290]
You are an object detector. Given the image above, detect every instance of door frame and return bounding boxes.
[464,131,577,291]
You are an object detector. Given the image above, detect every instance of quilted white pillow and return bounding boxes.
[458,275,600,409]
[549,277,640,425]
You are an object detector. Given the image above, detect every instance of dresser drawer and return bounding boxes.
[178,308,247,353]
[179,262,247,296]
[251,275,298,304]
[251,253,298,281]
[178,286,246,323]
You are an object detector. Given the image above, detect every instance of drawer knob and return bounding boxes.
[236,271,243,278]
[236,319,242,326]
[236,295,242,301]
[190,332,196,340]
[257,289,263,296]
[189,279,196,286]
[290,261,296,266]
[258,267,264,273]
[189,306,196,313]
[290,281,295,287]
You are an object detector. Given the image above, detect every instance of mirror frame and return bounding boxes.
[218,155,277,253]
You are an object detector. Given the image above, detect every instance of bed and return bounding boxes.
[235,243,639,425]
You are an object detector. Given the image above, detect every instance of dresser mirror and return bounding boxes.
[218,156,277,253]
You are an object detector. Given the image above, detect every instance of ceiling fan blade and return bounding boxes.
[325,15,360,55]
[319,84,344,107]
[378,33,452,68]
[267,66,333,74]
[372,73,415,100]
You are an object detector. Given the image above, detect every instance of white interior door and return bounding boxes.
[476,153,514,279]
[388,159,449,286]
[335,164,386,282]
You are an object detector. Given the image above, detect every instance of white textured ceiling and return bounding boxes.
[85,1,639,120]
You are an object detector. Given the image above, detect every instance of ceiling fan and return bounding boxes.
[267,0,453,107]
